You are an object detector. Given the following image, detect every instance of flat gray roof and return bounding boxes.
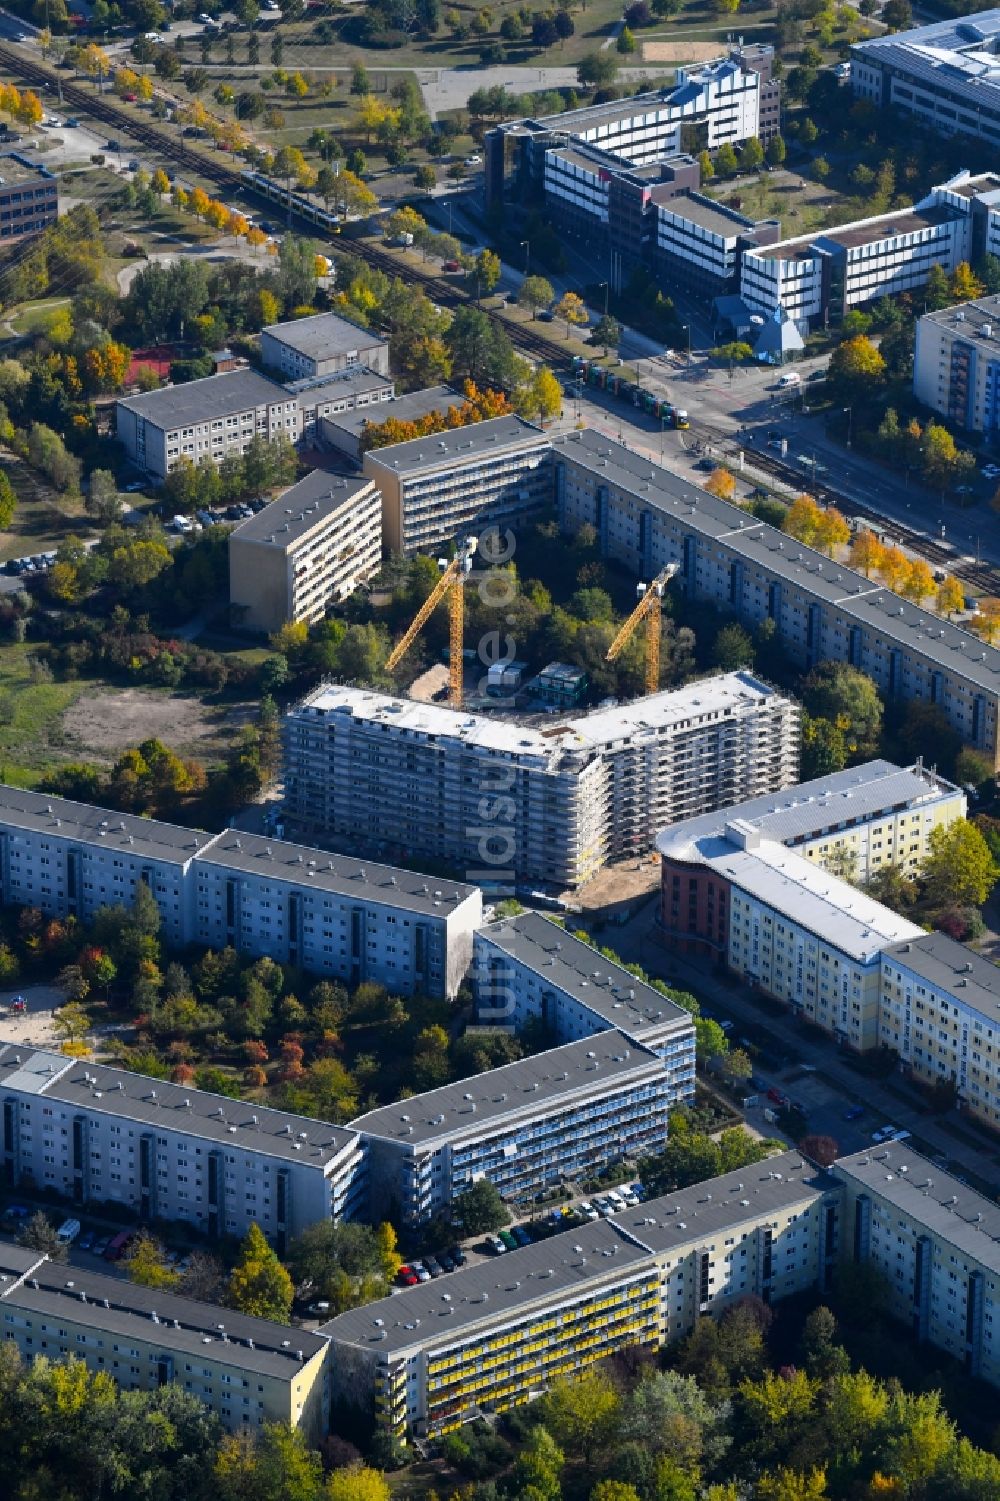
[230,472,376,548]
[350,1031,661,1147]
[477,911,694,1041]
[321,385,464,442]
[835,1144,1000,1275]
[554,429,1000,694]
[287,368,392,402]
[0,783,208,867]
[654,760,961,849]
[322,1149,819,1355]
[363,415,546,475]
[883,930,1000,1024]
[196,829,480,918]
[0,1246,327,1377]
[263,311,387,360]
[659,191,757,237]
[0,1043,358,1167]
[117,369,289,428]
[920,295,1000,353]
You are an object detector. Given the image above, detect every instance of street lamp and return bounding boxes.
[681,324,692,365]
[843,405,853,449]
[598,280,609,316]
[520,239,530,277]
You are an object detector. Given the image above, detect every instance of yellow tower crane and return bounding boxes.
[605,563,680,695]
[385,536,478,706]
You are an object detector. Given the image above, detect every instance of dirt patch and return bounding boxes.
[642,40,725,61]
[61,688,251,764]
[570,852,662,914]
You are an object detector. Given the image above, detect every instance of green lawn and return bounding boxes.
[0,458,92,565]
[9,299,71,337]
[0,643,90,788]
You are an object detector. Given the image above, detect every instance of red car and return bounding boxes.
[123,92,137,102]
[396,1265,418,1286]
[442,259,462,273]
[767,1087,788,1106]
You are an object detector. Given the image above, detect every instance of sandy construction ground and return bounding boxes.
[642,40,727,61]
[0,985,70,1050]
[62,688,250,763]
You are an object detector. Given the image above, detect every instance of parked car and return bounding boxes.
[512,1225,531,1247]
[442,259,462,272]
[448,1245,467,1266]
[2,1204,29,1221]
[412,1261,432,1281]
[56,1218,82,1244]
[464,154,483,166]
[498,1230,518,1251]
[579,1201,599,1221]
[424,1256,443,1278]
[104,1230,134,1261]
[437,1252,455,1272]
[981,463,1000,480]
[306,1301,330,1316]
[486,1235,507,1254]
[76,1230,96,1252]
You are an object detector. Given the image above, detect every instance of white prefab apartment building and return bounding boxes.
[228,470,383,633]
[0,1245,334,1438]
[740,171,1000,327]
[353,1031,674,1225]
[473,912,697,1084]
[0,784,481,1000]
[362,415,552,555]
[0,1043,364,1253]
[834,1145,1000,1388]
[851,11,1000,151]
[914,293,1000,436]
[553,428,1000,768]
[281,674,800,889]
[260,311,390,382]
[324,1151,837,1442]
[657,820,922,1049]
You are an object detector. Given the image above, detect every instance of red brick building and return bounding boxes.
[660,848,731,959]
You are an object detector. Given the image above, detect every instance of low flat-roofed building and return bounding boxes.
[553,428,1000,768]
[880,932,1000,1130]
[0,783,480,1001]
[654,758,965,885]
[352,1031,673,1225]
[473,912,697,1090]
[261,311,389,382]
[362,415,551,555]
[116,370,300,482]
[319,385,467,464]
[322,1149,834,1441]
[834,1143,1000,1387]
[0,1042,364,1250]
[0,151,58,241]
[655,190,780,297]
[657,820,922,1048]
[914,293,1000,434]
[0,1244,332,1438]
[288,368,394,441]
[229,470,382,633]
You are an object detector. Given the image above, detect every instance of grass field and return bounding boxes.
[0,643,90,788]
[0,459,91,566]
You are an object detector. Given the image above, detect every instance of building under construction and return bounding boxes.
[281,672,800,890]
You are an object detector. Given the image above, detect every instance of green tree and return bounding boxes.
[454,1177,510,1234]
[715,142,739,176]
[741,135,764,171]
[228,1222,293,1321]
[541,1370,620,1464]
[577,51,619,87]
[214,1422,322,1501]
[766,134,786,167]
[518,274,556,317]
[475,247,502,295]
[616,23,636,51]
[513,1425,564,1501]
[592,314,620,354]
[922,818,999,908]
[16,1209,68,1260]
[326,1466,391,1501]
[801,662,882,760]
[711,623,754,671]
[86,468,122,524]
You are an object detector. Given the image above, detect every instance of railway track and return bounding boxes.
[4,42,999,596]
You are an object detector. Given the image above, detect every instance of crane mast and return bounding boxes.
[605,563,680,696]
[385,537,478,705]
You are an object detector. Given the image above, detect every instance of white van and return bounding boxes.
[56,1217,81,1244]
[777,371,801,388]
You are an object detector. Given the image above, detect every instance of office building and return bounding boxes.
[282,674,800,889]
[486,45,779,214]
[880,932,1000,1131]
[553,428,1000,767]
[322,1150,836,1441]
[655,190,781,298]
[0,783,481,1001]
[834,1144,1000,1387]
[353,1031,673,1226]
[362,415,551,555]
[260,311,389,383]
[914,293,1000,434]
[229,471,382,633]
[319,385,466,464]
[652,758,965,885]
[0,1245,333,1438]
[657,820,922,1048]
[740,172,1000,327]
[0,1042,364,1252]
[472,912,697,1086]
[0,151,57,241]
[116,367,394,482]
[851,11,1000,152]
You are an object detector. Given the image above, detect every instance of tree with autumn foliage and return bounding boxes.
[704,467,736,500]
[82,341,130,394]
[848,529,884,577]
[936,574,964,617]
[359,381,513,452]
[782,495,822,547]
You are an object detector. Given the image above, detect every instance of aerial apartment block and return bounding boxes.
[361,415,551,555]
[0,784,481,1000]
[228,470,383,633]
[259,310,390,383]
[553,428,1000,768]
[833,1144,1000,1387]
[657,820,922,1049]
[652,758,965,886]
[739,171,1000,327]
[322,1150,836,1441]
[0,1043,365,1252]
[319,384,467,464]
[0,1245,333,1438]
[472,911,697,1083]
[281,674,800,889]
[352,1031,675,1226]
[879,932,1000,1132]
[914,293,1000,434]
[0,151,58,241]
[851,10,1000,151]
